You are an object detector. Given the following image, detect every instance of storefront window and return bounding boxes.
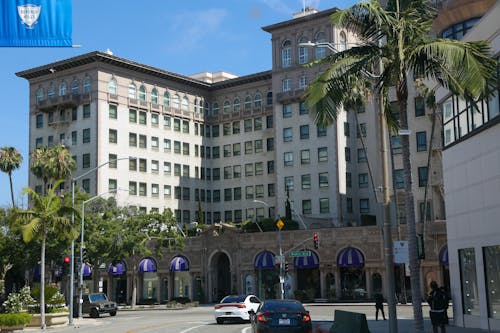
[459,248,480,316]
[484,245,500,319]
[142,272,158,302]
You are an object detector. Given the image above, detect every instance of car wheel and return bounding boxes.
[216,318,224,324]
[110,310,117,316]
[90,308,100,318]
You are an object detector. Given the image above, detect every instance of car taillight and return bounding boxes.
[302,313,311,322]
[257,312,270,322]
[214,305,221,309]
[237,304,246,308]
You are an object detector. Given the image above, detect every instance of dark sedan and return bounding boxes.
[249,299,312,333]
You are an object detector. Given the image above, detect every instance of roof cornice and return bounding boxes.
[261,7,339,33]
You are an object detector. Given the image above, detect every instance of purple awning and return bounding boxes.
[254,251,276,270]
[169,256,189,272]
[138,258,157,273]
[439,245,448,266]
[294,251,319,269]
[337,247,364,267]
[82,263,92,277]
[109,263,126,275]
[55,266,63,278]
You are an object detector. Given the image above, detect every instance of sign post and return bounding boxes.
[276,219,284,299]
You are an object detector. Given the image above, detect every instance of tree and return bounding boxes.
[305,1,497,331]
[30,145,76,194]
[12,180,78,329]
[0,147,23,207]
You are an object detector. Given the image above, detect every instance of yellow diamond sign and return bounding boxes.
[276,219,284,230]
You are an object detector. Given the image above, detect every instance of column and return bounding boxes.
[335,269,341,300]
[366,268,372,298]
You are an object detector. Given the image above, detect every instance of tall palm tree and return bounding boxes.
[30,145,76,194]
[12,180,77,329]
[0,147,23,207]
[305,0,497,330]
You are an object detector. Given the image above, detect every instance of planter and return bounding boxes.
[0,313,32,332]
[0,324,25,332]
[27,312,68,327]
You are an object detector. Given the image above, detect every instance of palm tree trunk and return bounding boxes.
[40,235,46,330]
[8,171,15,207]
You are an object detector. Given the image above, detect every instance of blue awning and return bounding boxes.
[337,247,364,267]
[82,263,92,277]
[294,251,319,269]
[254,251,276,270]
[169,256,189,272]
[439,245,448,266]
[109,263,126,275]
[138,258,157,273]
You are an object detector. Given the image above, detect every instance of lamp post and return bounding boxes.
[300,41,398,332]
[69,156,133,325]
[251,199,268,232]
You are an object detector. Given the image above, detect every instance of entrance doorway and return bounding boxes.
[211,252,231,302]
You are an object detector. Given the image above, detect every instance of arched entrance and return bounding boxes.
[294,250,320,300]
[169,255,191,300]
[439,245,450,291]
[108,262,127,304]
[254,250,278,300]
[337,247,366,300]
[211,252,231,302]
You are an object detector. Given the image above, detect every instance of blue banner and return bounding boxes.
[0,0,72,47]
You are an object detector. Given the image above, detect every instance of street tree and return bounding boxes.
[305,0,497,331]
[0,147,23,207]
[12,180,78,329]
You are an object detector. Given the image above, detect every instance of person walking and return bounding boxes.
[428,281,450,333]
[374,292,386,321]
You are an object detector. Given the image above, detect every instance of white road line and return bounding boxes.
[179,324,207,333]
[241,327,253,333]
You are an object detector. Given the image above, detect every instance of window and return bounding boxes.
[234,188,242,201]
[246,186,254,199]
[345,147,352,162]
[129,158,137,171]
[151,184,159,197]
[212,146,219,158]
[224,188,232,201]
[392,136,402,154]
[212,102,219,115]
[174,164,181,176]
[285,176,294,191]
[223,100,230,114]
[315,32,326,59]
[173,118,181,131]
[283,104,292,118]
[282,79,291,92]
[151,113,159,126]
[172,94,180,109]
[108,154,117,168]
[318,147,328,162]
[71,80,79,94]
[83,104,90,118]
[245,163,253,177]
[244,119,252,132]
[415,96,425,117]
[245,141,253,155]
[339,31,347,51]
[151,160,159,173]
[359,173,369,188]
[254,140,263,153]
[255,162,263,175]
[129,182,137,195]
[224,166,232,179]
[299,75,308,89]
[233,143,241,156]
[174,141,181,154]
[108,104,117,119]
[267,160,274,174]
[283,127,292,142]
[254,117,262,130]
[360,198,370,213]
[299,102,308,115]
[36,114,43,128]
[82,153,90,169]
[83,77,91,94]
[151,88,158,104]
[223,123,231,136]
[317,125,327,137]
[108,129,117,144]
[82,128,90,144]
[163,162,171,174]
[138,111,147,125]
[182,120,189,133]
[302,174,311,189]
[300,125,309,139]
[298,36,308,64]
[139,158,147,172]
[418,167,428,187]
[244,96,252,111]
[139,134,147,148]
[182,96,189,111]
[266,92,273,105]
[163,92,170,106]
[151,136,159,149]
[47,83,55,98]
[183,165,189,177]
[459,248,479,316]
[223,144,231,157]
[346,198,353,213]
[174,187,181,199]
[266,138,274,152]
[393,169,404,189]
[138,85,146,101]
[300,149,310,164]
[233,98,240,113]
[268,184,275,197]
[213,168,220,180]
[346,172,352,188]
[302,200,312,214]
[319,173,329,188]
[282,40,292,68]
[163,139,171,151]
[358,148,367,162]
[284,152,293,166]
[232,121,240,134]
[139,183,147,196]
[72,108,77,121]
[233,165,241,178]
[319,198,329,213]
[255,185,264,198]
[129,109,137,123]
[357,123,367,138]
[266,115,273,128]
[416,131,427,152]
[164,185,171,198]
[128,83,136,99]
[484,246,500,319]
[211,124,219,137]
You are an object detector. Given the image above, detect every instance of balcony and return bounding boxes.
[37,94,81,112]
[276,88,305,103]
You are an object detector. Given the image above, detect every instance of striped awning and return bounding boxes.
[337,247,365,267]
[82,263,92,277]
[439,245,448,266]
[254,251,276,270]
[108,263,126,275]
[294,251,319,269]
[55,266,63,278]
[169,256,189,272]
[138,258,157,273]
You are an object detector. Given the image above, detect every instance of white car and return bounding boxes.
[214,294,262,324]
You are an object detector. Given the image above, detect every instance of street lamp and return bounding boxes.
[78,188,128,318]
[301,41,398,333]
[69,156,134,325]
[251,199,268,232]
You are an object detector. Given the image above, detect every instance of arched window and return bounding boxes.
[83,77,91,94]
[138,85,146,101]
[36,88,44,102]
[58,81,67,96]
[199,99,204,114]
[223,100,230,114]
[212,102,219,115]
[266,92,273,105]
[233,98,240,113]
[163,91,170,106]
[315,32,326,59]
[244,96,252,111]
[204,101,210,115]
[182,96,189,111]
[194,98,198,113]
[108,79,117,95]
[71,80,79,94]
[282,40,292,68]
[172,94,180,109]
[254,93,262,109]
[47,83,55,98]
[151,88,158,104]
[128,83,136,99]
[339,31,347,51]
[298,36,309,64]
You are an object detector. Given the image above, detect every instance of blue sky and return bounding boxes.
[0,0,358,207]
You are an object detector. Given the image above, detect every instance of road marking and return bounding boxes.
[179,324,206,333]
[241,327,253,333]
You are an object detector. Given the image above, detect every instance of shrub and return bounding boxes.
[0,313,32,326]
[30,285,59,303]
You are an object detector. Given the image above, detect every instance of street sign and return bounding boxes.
[394,240,409,264]
[276,219,284,230]
[289,251,311,257]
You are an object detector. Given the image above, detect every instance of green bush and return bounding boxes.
[0,313,32,326]
[30,285,59,303]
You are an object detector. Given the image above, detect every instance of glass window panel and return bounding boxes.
[459,248,480,316]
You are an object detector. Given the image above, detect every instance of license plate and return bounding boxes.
[278,319,290,325]
[225,312,231,315]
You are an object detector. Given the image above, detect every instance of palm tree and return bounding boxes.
[30,145,76,194]
[305,0,497,330]
[0,147,23,207]
[12,180,77,329]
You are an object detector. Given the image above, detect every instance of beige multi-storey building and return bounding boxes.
[17,6,450,304]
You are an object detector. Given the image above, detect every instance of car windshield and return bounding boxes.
[221,295,246,303]
[89,294,107,302]
[261,300,305,312]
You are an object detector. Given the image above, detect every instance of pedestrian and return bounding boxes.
[374,292,386,320]
[427,281,450,333]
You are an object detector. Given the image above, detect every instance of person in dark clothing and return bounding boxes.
[374,293,386,320]
[428,281,450,333]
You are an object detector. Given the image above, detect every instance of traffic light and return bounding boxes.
[313,233,319,249]
[82,248,88,263]
[62,255,71,275]
[284,262,289,274]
